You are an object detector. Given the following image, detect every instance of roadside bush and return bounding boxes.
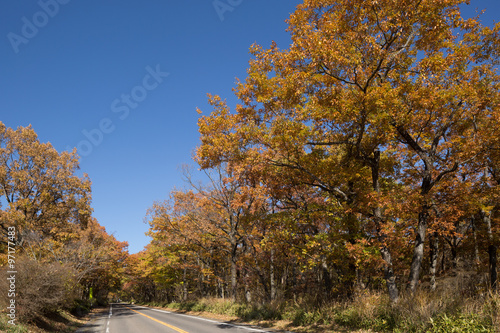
[333,290,498,333]
[69,299,92,317]
[0,257,78,322]
[143,291,499,332]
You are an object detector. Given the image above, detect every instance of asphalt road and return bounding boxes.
[76,303,293,333]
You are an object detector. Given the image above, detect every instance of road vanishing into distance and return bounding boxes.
[76,303,293,333]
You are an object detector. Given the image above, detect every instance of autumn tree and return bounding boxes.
[0,122,92,252]
[146,164,265,301]
[196,0,500,301]
[0,122,130,318]
[120,248,168,303]
[55,218,129,302]
[146,190,220,300]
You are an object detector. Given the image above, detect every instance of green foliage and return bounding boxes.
[0,314,28,333]
[69,299,92,317]
[287,308,333,326]
[428,313,492,333]
[332,305,495,333]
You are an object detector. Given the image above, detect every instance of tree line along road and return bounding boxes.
[76,303,294,333]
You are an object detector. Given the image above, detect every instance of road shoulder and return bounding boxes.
[75,306,110,333]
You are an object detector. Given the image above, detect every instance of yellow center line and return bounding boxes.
[123,305,189,333]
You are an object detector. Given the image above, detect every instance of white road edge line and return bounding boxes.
[132,305,284,333]
[106,304,112,333]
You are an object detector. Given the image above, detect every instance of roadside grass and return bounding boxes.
[0,308,91,333]
[151,297,280,320]
[0,313,28,333]
[142,290,500,333]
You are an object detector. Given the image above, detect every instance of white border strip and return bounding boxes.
[105,304,112,333]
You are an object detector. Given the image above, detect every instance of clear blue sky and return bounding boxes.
[1,1,498,254]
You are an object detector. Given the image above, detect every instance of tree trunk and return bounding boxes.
[291,261,297,299]
[244,270,252,303]
[489,244,497,292]
[408,208,429,292]
[182,267,188,301]
[321,259,333,296]
[380,246,399,302]
[220,270,225,299]
[198,258,206,297]
[472,216,481,269]
[450,241,458,269]
[440,238,446,274]
[371,149,399,302]
[270,249,276,301]
[429,232,439,291]
[230,258,237,300]
[230,230,238,300]
[355,267,366,290]
[484,210,497,291]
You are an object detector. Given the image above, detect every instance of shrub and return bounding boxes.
[0,257,78,322]
[145,291,499,332]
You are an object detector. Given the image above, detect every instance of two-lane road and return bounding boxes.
[77,303,292,333]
